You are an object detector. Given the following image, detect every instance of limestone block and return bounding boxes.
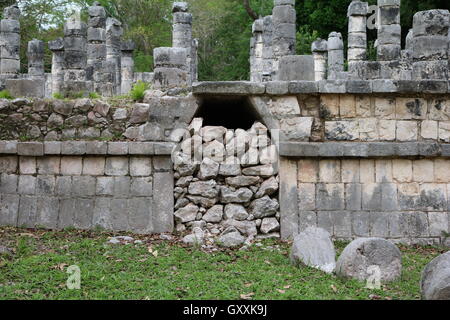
[319,160,341,183]
[316,183,345,210]
[379,120,396,141]
[298,183,316,210]
[413,10,450,37]
[421,251,450,300]
[396,121,418,141]
[297,159,318,183]
[392,159,413,183]
[105,157,129,176]
[439,122,450,142]
[325,121,359,141]
[278,55,314,81]
[280,117,313,141]
[435,159,450,183]
[82,157,105,176]
[421,120,438,140]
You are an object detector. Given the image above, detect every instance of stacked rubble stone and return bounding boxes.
[173,119,280,247]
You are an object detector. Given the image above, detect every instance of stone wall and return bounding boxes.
[0,141,174,233]
[173,119,280,244]
[291,158,450,245]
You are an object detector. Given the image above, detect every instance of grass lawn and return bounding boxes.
[0,226,445,300]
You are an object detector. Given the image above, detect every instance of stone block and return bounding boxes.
[5,79,45,98]
[278,55,314,81]
[435,159,450,183]
[152,171,174,233]
[413,159,434,183]
[17,196,37,228]
[0,194,19,226]
[345,183,362,211]
[61,156,82,175]
[428,212,449,237]
[73,199,94,230]
[421,120,438,140]
[316,183,345,210]
[298,183,315,210]
[82,157,105,176]
[130,157,152,177]
[105,157,129,176]
[108,142,128,155]
[352,211,370,237]
[72,176,96,197]
[17,142,43,156]
[319,160,341,183]
[113,176,130,197]
[19,157,36,175]
[96,177,114,196]
[297,159,318,183]
[396,121,418,141]
[61,141,86,155]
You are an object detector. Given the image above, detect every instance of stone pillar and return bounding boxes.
[63,16,88,95]
[87,2,107,93]
[0,4,21,75]
[121,40,135,94]
[172,2,196,84]
[347,1,368,78]
[377,0,401,62]
[327,32,344,80]
[106,18,123,95]
[262,15,274,81]
[250,19,264,82]
[311,39,328,81]
[152,47,188,90]
[48,38,64,95]
[272,0,296,80]
[27,39,44,79]
[412,10,450,80]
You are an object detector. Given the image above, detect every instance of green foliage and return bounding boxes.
[0,90,13,100]
[133,53,153,73]
[89,92,101,99]
[52,92,64,100]
[129,80,149,102]
[296,26,320,55]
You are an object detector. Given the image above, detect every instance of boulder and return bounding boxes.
[202,205,223,223]
[222,219,257,237]
[198,158,220,180]
[255,176,279,198]
[290,227,336,274]
[220,186,253,203]
[224,204,249,220]
[335,238,402,282]
[260,218,280,234]
[183,227,204,246]
[217,230,246,248]
[249,196,279,218]
[421,251,450,300]
[201,126,227,142]
[242,164,277,177]
[188,180,218,198]
[174,203,198,223]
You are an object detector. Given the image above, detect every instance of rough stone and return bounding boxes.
[290,227,336,273]
[421,251,450,300]
[336,238,402,283]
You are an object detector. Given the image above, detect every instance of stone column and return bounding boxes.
[121,40,135,94]
[327,32,344,80]
[412,10,450,80]
[48,38,64,95]
[262,15,274,80]
[377,0,401,61]
[152,47,188,90]
[0,4,21,75]
[311,39,328,81]
[27,39,44,79]
[250,19,264,82]
[106,18,123,95]
[347,1,368,78]
[87,2,107,93]
[272,0,296,80]
[63,16,88,95]
[172,2,196,84]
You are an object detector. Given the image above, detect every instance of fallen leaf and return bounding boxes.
[244,283,253,288]
[284,285,291,289]
[277,289,285,294]
[331,285,337,293]
[264,260,271,265]
[240,293,254,300]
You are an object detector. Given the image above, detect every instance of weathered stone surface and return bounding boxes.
[242,164,277,177]
[174,203,198,223]
[202,205,223,223]
[225,175,261,187]
[421,251,450,300]
[255,176,279,198]
[336,238,402,282]
[260,217,280,234]
[183,227,204,245]
[220,186,253,203]
[217,230,246,248]
[290,227,336,273]
[224,204,248,220]
[249,196,279,218]
[188,179,218,198]
[198,158,219,180]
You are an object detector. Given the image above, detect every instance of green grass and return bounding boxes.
[129,80,149,102]
[0,90,13,100]
[0,227,444,300]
